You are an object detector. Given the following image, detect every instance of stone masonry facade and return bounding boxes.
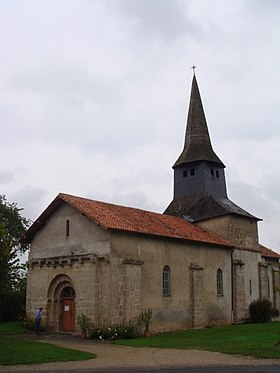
[27,253,143,331]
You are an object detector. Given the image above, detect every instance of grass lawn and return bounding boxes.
[0,321,27,334]
[0,322,95,366]
[115,322,280,359]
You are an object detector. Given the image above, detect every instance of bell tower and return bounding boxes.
[172,74,227,201]
[164,73,260,248]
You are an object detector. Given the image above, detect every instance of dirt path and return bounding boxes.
[1,333,280,372]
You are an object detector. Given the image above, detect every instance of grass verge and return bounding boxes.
[115,322,280,359]
[0,322,95,366]
[0,321,27,334]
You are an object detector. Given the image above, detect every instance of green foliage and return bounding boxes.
[0,195,30,253]
[76,313,91,332]
[0,275,27,322]
[88,321,141,340]
[249,298,272,323]
[140,309,153,332]
[19,316,35,331]
[0,272,27,322]
[0,195,31,322]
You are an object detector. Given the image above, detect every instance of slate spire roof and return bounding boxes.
[173,75,224,168]
[165,74,260,222]
[165,193,259,222]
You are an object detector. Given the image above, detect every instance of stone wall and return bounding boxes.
[197,215,259,251]
[26,253,143,331]
[29,203,111,259]
[111,232,232,330]
[26,204,233,332]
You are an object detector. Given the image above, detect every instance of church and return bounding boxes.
[23,74,280,333]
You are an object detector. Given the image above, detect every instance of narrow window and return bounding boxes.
[216,268,223,296]
[249,279,252,295]
[190,168,195,176]
[216,170,219,178]
[211,169,214,176]
[267,276,270,298]
[163,265,171,296]
[66,219,70,237]
[183,170,187,178]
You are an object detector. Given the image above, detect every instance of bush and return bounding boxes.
[140,309,153,332]
[116,321,141,339]
[249,299,272,323]
[0,284,26,322]
[88,321,141,340]
[76,313,91,332]
[20,316,35,331]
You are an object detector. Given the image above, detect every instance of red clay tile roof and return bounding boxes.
[23,193,232,249]
[259,244,280,259]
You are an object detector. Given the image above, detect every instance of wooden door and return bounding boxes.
[62,299,75,332]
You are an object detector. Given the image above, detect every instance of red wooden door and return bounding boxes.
[62,299,75,332]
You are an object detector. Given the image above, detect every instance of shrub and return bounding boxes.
[88,321,141,340]
[140,309,153,332]
[20,316,35,331]
[116,321,141,339]
[249,298,272,323]
[76,314,91,332]
[0,285,26,322]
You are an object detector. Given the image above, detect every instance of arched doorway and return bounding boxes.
[47,274,76,332]
[60,286,76,332]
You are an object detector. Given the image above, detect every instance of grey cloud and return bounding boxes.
[0,0,280,254]
[11,186,47,220]
[0,170,15,183]
[110,0,197,42]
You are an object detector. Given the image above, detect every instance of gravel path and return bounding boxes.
[1,333,280,372]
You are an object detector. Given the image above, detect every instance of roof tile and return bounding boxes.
[259,244,280,259]
[58,193,232,248]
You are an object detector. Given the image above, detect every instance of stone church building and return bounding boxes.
[23,74,280,333]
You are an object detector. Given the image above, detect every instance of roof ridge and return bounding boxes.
[23,192,233,249]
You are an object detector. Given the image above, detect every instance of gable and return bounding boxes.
[29,201,111,260]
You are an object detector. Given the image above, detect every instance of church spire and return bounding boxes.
[164,73,260,224]
[173,74,224,168]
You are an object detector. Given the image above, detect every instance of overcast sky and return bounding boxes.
[1,0,280,253]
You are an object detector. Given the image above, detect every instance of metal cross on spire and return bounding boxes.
[191,65,197,76]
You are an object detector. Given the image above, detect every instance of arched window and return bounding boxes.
[66,219,70,237]
[163,265,171,296]
[216,268,223,296]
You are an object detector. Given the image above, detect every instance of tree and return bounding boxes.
[0,195,31,321]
